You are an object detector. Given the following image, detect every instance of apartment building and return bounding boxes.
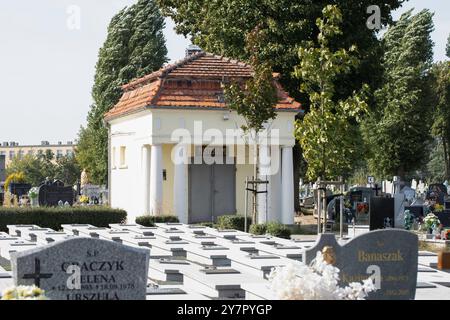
[0,140,77,167]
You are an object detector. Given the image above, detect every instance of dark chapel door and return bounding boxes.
[188,162,236,224]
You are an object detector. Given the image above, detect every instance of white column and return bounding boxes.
[173,144,188,223]
[150,144,163,216]
[257,144,270,223]
[269,146,282,222]
[281,146,294,225]
[142,145,151,215]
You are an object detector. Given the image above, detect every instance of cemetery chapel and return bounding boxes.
[105,50,302,224]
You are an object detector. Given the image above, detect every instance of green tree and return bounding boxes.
[362,9,435,179]
[6,154,55,186]
[77,0,168,184]
[294,5,368,181]
[429,38,450,180]
[425,140,446,183]
[158,0,403,105]
[224,27,278,223]
[446,34,450,58]
[54,155,82,186]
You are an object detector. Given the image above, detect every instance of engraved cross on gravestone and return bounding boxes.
[22,258,53,287]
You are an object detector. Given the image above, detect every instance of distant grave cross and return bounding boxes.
[22,258,53,287]
[372,183,381,196]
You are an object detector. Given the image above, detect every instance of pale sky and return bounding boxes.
[0,0,448,145]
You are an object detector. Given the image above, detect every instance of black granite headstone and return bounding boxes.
[37,181,74,206]
[436,212,450,227]
[426,184,447,205]
[370,197,395,230]
[9,183,32,198]
[404,206,424,219]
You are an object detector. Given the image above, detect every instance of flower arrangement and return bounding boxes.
[268,251,377,300]
[1,285,48,300]
[79,195,89,204]
[28,187,38,199]
[356,202,369,214]
[444,229,450,240]
[433,203,444,212]
[404,210,415,230]
[423,213,441,231]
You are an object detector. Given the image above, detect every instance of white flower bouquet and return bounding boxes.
[1,285,48,300]
[268,251,376,300]
[423,213,440,230]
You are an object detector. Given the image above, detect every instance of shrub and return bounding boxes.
[0,206,127,232]
[249,222,292,239]
[135,215,179,227]
[266,222,292,239]
[249,223,267,235]
[193,222,217,228]
[216,215,252,231]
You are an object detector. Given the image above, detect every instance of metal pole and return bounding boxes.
[265,175,268,223]
[317,188,321,234]
[244,177,248,233]
[322,188,327,233]
[340,185,344,239]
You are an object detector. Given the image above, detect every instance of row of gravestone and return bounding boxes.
[5,226,419,300]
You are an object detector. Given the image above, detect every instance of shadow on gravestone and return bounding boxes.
[11,237,149,300]
[303,230,418,300]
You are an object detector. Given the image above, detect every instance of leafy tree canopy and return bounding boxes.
[362,9,435,179]
[294,5,368,181]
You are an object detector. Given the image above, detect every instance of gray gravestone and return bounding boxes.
[303,230,418,300]
[11,237,149,300]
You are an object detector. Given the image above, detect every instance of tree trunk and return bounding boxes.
[443,136,450,180]
[252,137,258,225]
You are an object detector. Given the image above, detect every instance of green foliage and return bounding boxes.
[224,27,278,134]
[0,207,127,232]
[6,153,80,187]
[249,223,267,235]
[158,0,403,107]
[447,34,450,58]
[193,222,217,228]
[249,222,291,239]
[135,215,179,226]
[54,156,82,186]
[362,9,435,179]
[425,140,446,183]
[429,61,450,180]
[266,222,292,239]
[216,215,252,231]
[77,0,168,185]
[294,5,368,181]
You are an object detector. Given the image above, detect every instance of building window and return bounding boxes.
[18,150,24,159]
[9,151,15,160]
[28,150,34,155]
[119,146,127,168]
[56,150,63,159]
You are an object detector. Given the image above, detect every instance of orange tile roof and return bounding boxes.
[105,52,302,121]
